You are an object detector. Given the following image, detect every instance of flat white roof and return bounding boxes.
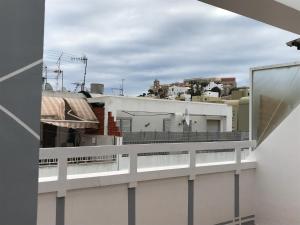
[89,94,226,107]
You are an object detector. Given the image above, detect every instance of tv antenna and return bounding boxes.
[111,79,125,96]
[121,79,125,96]
[53,52,64,91]
[42,65,48,90]
[72,82,82,92]
[71,55,88,91]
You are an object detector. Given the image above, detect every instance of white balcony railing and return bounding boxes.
[38,140,256,197]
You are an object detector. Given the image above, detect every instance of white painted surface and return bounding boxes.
[89,95,232,134]
[36,168,256,225]
[136,177,188,225]
[65,185,128,225]
[36,141,256,225]
[38,141,256,195]
[194,172,235,225]
[37,193,56,225]
[168,85,190,97]
[255,104,300,225]
[240,169,256,218]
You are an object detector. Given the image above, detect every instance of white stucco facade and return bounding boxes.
[168,85,190,97]
[203,81,223,92]
[89,95,232,134]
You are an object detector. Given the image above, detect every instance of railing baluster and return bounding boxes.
[130,152,138,175]
[189,150,196,180]
[129,152,138,188]
[189,150,196,169]
[57,155,67,197]
[235,147,241,174]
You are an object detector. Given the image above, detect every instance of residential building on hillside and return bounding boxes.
[168,84,190,100]
[184,77,237,97]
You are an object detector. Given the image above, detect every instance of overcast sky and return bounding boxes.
[44,0,300,96]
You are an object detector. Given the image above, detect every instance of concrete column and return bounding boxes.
[128,188,136,225]
[188,180,194,225]
[0,0,45,225]
[56,197,65,225]
[235,174,240,225]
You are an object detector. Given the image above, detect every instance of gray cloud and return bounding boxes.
[44,0,300,95]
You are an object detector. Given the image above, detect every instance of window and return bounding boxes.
[117,118,132,132]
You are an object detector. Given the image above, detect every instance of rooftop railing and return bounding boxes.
[39,140,256,197]
[122,131,249,144]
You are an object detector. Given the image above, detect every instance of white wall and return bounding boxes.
[194,172,234,224]
[255,104,300,225]
[89,95,232,134]
[240,169,256,218]
[136,177,188,225]
[117,111,170,132]
[65,184,128,225]
[37,169,256,225]
[37,193,57,225]
[116,112,216,132]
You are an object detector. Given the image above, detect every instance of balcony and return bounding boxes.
[38,140,256,225]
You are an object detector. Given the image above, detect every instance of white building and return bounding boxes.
[88,95,232,134]
[168,85,190,97]
[203,81,223,97]
[203,91,219,98]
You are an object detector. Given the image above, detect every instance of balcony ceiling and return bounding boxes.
[198,0,300,35]
[275,0,300,11]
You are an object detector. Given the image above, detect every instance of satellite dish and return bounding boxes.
[45,83,53,91]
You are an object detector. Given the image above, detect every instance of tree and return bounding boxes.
[189,81,202,97]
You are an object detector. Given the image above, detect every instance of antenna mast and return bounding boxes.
[112,79,125,96]
[120,79,125,96]
[71,55,88,91]
[54,52,64,91]
[43,65,48,90]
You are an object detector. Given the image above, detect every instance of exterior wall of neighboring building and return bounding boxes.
[116,109,226,133]
[224,100,239,131]
[192,95,223,103]
[238,97,249,132]
[231,88,249,100]
[89,95,232,134]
